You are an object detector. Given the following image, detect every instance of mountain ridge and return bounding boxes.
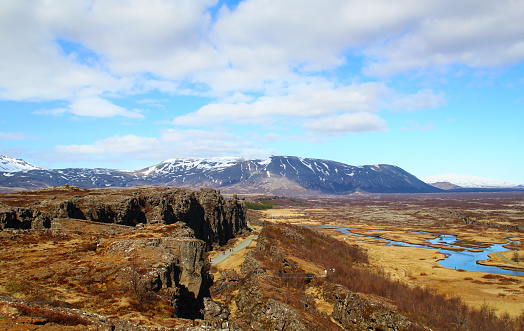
[1,154,440,195]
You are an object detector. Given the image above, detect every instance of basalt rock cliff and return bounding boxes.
[0,207,52,230]
[0,186,248,327]
[1,186,247,250]
[104,235,213,320]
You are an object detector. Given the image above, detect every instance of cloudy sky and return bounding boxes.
[1,0,523,181]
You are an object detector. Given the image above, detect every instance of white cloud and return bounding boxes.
[0,1,119,101]
[1,0,521,110]
[362,1,524,76]
[53,135,157,156]
[172,81,443,134]
[0,132,30,140]
[213,0,423,71]
[390,89,446,112]
[1,0,523,106]
[38,97,145,119]
[41,0,219,78]
[48,129,275,165]
[305,112,387,134]
[0,0,216,107]
[173,82,389,126]
[211,0,524,86]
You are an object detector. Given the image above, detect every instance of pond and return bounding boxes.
[325,226,524,276]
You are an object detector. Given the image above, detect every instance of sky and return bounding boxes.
[1,0,523,182]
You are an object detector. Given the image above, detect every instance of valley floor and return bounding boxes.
[254,192,524,317]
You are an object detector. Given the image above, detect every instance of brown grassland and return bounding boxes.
[0,219,194,329]
[254,192,524,319]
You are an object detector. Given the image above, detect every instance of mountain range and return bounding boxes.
[0,155,439,195]
[2,154,522,195]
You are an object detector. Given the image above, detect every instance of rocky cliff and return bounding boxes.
[323,284,410,330]
[1,186,247,250]
[0,207,52,230]
[0,186,247,325]
[104,235,212,319]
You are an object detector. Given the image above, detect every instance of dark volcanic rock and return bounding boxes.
[47,187,247,249]
[56,199,86,220]
[0,207,51,230]
[105,235,213,320]
[203,297,231,329]
[0,186,247,326]
[233,280,317,331]
[323,283,411,330]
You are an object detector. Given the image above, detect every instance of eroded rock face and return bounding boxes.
[0,187,246,322]
[52,188,247,249]
[2,187,247,250]
[0,207,51,230]
[203,297,231,329]
[323,283,411,331]
[56,199,86,220]
[234,280,313,331]
[104,235,213,319]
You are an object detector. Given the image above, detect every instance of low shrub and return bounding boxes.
[13,303,90,326]
[259,222,524,331]
[244,200,278,210]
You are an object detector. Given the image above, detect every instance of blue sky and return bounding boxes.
[1,0,523,182]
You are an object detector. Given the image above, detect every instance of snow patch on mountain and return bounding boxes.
[258,157,272,166]
[0,154,43,172]
[140,156,245,176]
[422,174,524,188]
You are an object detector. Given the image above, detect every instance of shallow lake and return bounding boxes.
[325,226,524,276]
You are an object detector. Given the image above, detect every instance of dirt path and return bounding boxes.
[496,251,522,266]
[211,235,259,266]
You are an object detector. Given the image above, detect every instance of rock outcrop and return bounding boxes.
[215,223,420,330]
[232,279,321,331]
[1,187,248,251]
[0,186,247,323]
[104,235,213,319]
[0,207,51,230]
[323,283,411,330]
[52,188,247,249]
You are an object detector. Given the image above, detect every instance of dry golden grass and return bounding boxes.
[0,219,191,328]
[260,199,524,318]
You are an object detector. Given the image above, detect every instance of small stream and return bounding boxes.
[325,227,524,276]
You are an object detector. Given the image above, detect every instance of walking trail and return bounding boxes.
[211,235,259,266]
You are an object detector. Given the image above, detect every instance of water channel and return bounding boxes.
[325,227,524,276]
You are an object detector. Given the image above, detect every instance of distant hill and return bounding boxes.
[422,174,524,191]
[0,155,440,195]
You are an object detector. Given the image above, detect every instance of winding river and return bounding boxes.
[326,227,524,276]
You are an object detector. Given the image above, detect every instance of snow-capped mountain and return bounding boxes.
[133,156,439,194]
[0,155,440,195]
[422,174,524,189]
[0,154,43,172]
[139,156,246,176]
